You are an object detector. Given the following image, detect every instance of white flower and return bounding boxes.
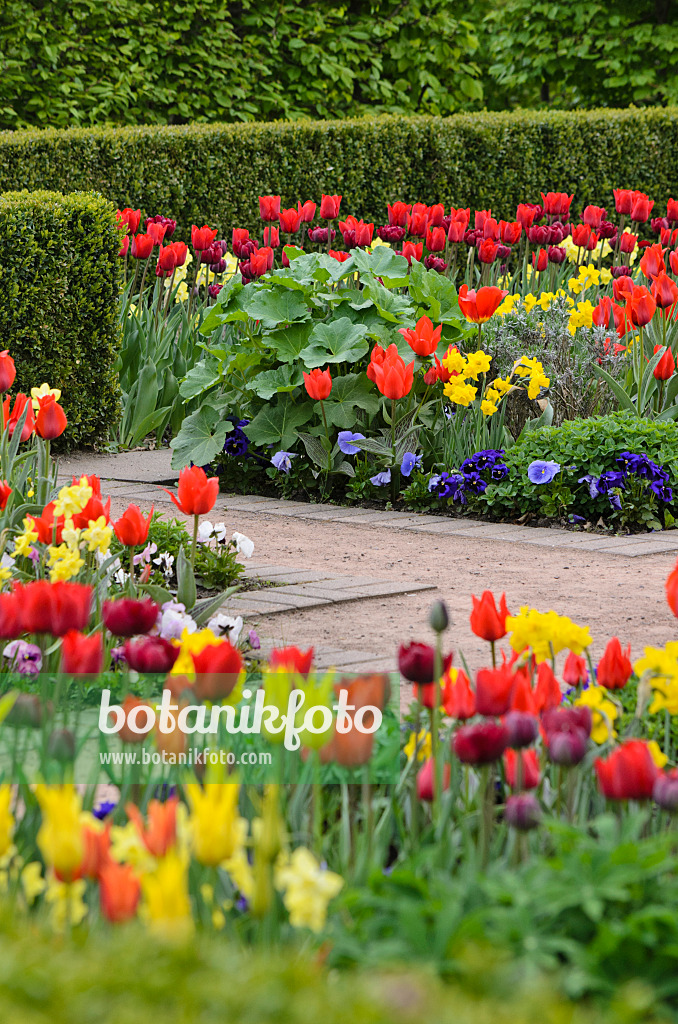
[156,601,197,640]
[232,532,254,558]
[153,552,175,578]
[212,522,228,543]
[196,521,214,544]
[206,613,244,643]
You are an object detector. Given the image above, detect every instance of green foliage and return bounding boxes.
[0,190,121,448]
[0,0,481,129]
[477,0,678,110]
[478,413,678,530]
[3,108,678,238]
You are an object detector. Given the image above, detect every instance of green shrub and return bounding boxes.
[0,189,121,447]
[1,108,678,238]
[480,413,678,530]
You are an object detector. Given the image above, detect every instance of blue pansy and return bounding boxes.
[370,469,392,487]
[527,460,560,484]
[271,451,295,473]
[337,430,366,455]
[401,452,423,477]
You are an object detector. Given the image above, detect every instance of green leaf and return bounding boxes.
[266,323,313,363]
[362,281,412,323]
[199,277,247,332]
[170,405,231,469]
[592,365,637,415]
[301,317,369,367]
[299,432,330,469]
[245,365,304,400]
[321,372,381,429]
[179,360,221,399]
[243,394,313,449]
[244,288,310,326]
[353,245,409,284]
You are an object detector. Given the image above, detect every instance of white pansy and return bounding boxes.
[196,521,214,544]
[232,532,254,558]
[212,522,228,543]
[206,613,244,644]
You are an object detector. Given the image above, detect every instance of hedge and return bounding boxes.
[0,190,121,447]
[0,108,677,240]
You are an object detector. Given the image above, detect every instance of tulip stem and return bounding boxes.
[391,399,397,504]
[191,514,199,571]
[431,633,442,822]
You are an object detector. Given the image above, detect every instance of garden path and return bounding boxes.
[59,450,678,680]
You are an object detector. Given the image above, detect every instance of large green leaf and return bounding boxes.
[199,277,246,333]
[243,394,313,449]
[321,372,381,429]
[245,365,304,400]
[244,288,310,326]
[266,323,313,363]
[170,405,232,469]
[362,281,412,323]
[179,360,221,399]
[298,432,330,469]
[301,317,369,367]
[353,245,409,285]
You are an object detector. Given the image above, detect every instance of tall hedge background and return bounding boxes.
[0,109,677,238]
[0,191,121,447]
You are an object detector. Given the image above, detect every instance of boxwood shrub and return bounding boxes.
[480,413,678,529]
[0,190,121,447]
[0,107,676,238]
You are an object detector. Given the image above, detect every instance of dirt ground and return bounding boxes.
[111,493,678,672]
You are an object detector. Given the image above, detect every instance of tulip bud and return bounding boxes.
[416,757,451,801]
[428,600,449,634]
[505,793,541,831]
[47,727,76,763]
[653,771,678,811]
[7,693,43,728]
[546,728,588,766]
[504,711,539,749]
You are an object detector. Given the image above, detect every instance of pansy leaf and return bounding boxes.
[244,394,313,449]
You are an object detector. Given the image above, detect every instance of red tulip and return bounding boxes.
[666,199,678,225]
[481,217,500,240]
[3,394,34,441]
[626,285,656,327]
[279,207,303,234]
[416,757,451,801]
[583,205,606,229]
[596,637,632,689]
[470,590,509,641]
[269,645,314,676]
[548,245,567,264]
[100,861,141,923]
[113,504,153,547]
[442,668,475,719]
[298,200,316,222]
[504,748,540,790]
[0,351,15,393]
[119,234,130,258]
[131,233,154,259]
[407,208,429,237]
[500,220,522,245]
[595,740,658,800]
[157,243,179,273]
[71,492,111,531]
[571,223,592,248]
[16,581,91,636]
[387,202,411,227]
[117,208,141,235]
[630,193,654,223]
[35,395,67,440]
[425,226,446,252]
[369,343,414,400]
[165,466,219,516]
[613,189,635,216]
[618,232,637,254]
[192,641,244,700]
[534,662,562,712]
[303,367,332,401]
[540,192,573,218]
[123,635,179,673]
[60,629,103,675]
[527,225,549,245]
[652,272,678,311]
[458,285,507,324]
[613,275,635,304]
[447,220,465,243]
[667,558,678,618]
[258,195,281,221]
[0,480,11,510]
[401,241,423,264]
[640,242,666,280]
[328,249,351,263]
[263,226,280,248]
[532,248,548,272]
[475,663,514,716]
[653,344,676,380]
[26,502,64,544]
[477,239,499,264]
[504,709,539,747]
[516,204,537,229]
[562,651,588,686]
[505,793,541,830]
[191,224,218,250]
[102,598,159,638]
[319,194,341,220]
[399,316,442,357]
[0,591,21,639]
[508,669,537,715]
[453,721,508,765]
[146,221,167,246]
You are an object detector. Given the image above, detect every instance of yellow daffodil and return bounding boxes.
[53,482,92,519]
[481,399,499,416]
[34,784,84,880]
[574,686,619,743]
[506,606,592,663]
[442,348,467,376]
[443,380,477,406]
[275,847,343,933]
[464,350,492,380]
[82,516,113,554]
[47,544,84,582]
[0,786,13,858]
[21,861,46,906]
[185,780,247,867]
[14,518,39,557]
[647,740,668,770]
[404,729,432,762]
[31,383,61,411]
[45,875,88,932]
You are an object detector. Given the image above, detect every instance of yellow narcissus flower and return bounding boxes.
[170,626,220,677]
[14,519,39,558]
[82,516,113,554]
[574,686,618,744]
[441,348,467,376]
[492,376,513,396]
[53,482,92,519]
[275,847,343,933]
[61,519,82,551]
[464,350,492,380]
[647,740,668,769]
[443,380,477,406]
[34,784,84,881]
[47,544,84,582]
[481,399,499,417]
[185,781,247,867]
[496,293,520,316]
[31,383,61,411]
[141,850,193,939]
[404,729,431,762]
[523,293,538,313]
[0,786,14,858]
[21,861,46,905]
[506,607,592,663]
[45,875,88,932]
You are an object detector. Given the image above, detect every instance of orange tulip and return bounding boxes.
[192,640,243,701]
[470,590,509,641]
[164,465,219,516]
[99,860,141,923]
[457,284,508,324]
[399,315,442,357]
[368,343,414,399]
[113,504,153,546]
[126,796,177,857]
[35,395,68,439]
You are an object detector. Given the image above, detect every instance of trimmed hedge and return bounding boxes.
[0,190,121,447]
[0,108,677,239]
